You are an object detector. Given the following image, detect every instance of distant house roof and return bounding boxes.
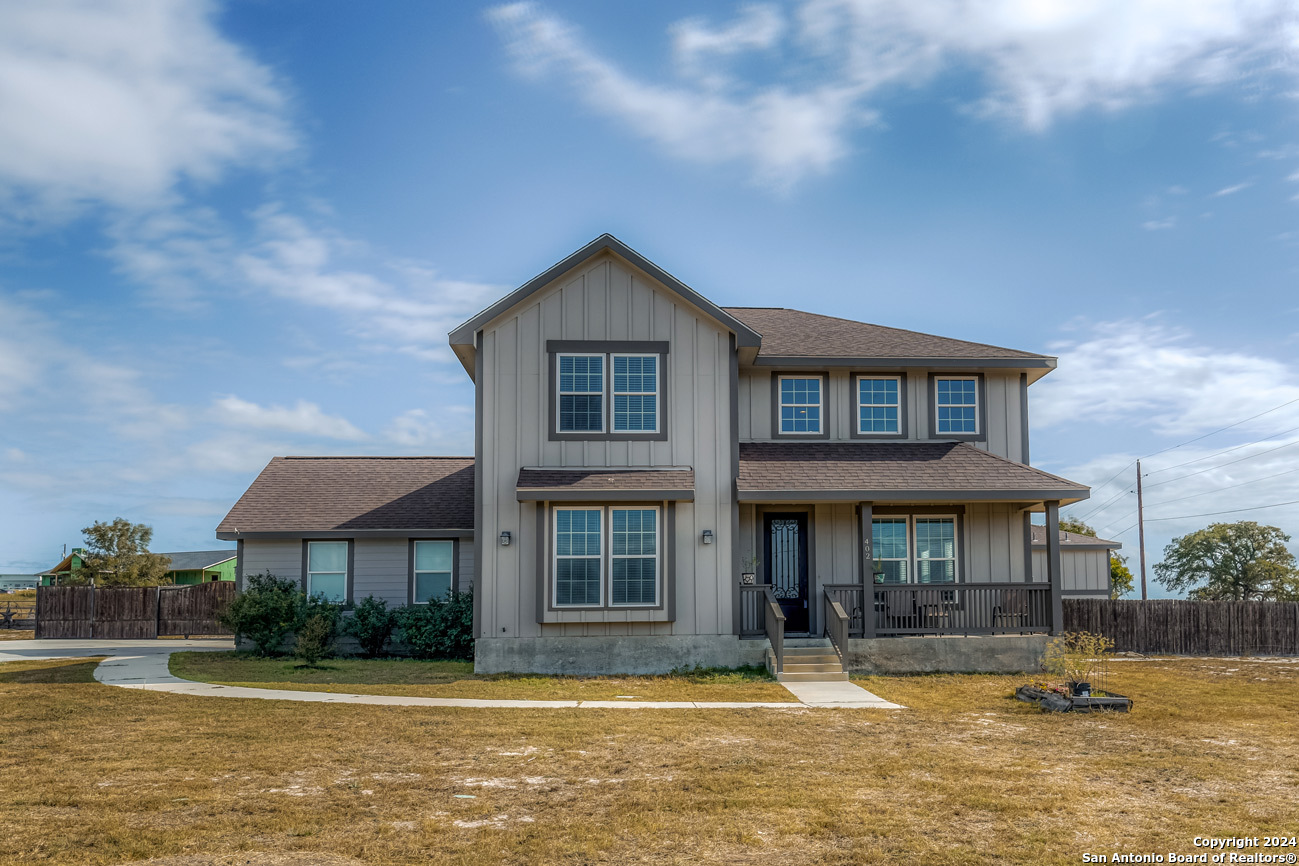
[723,307,1055,371]
[1029,524,1121,550]
[156,550,237,571]
[516,468,695,501]
[737,442,1088,504]
[217,457,475,538]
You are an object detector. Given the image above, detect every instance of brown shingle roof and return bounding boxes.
[217,457,474,535]
[737,442,1087,502]
[723,307,1052,362]
[516,468,694,500]
[1029,524,1121,549]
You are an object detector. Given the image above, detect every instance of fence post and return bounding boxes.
[88,580,95,640]
[155,585,162,640]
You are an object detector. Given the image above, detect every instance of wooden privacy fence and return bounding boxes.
[35,582,235,639]
[1063,598,1299,656]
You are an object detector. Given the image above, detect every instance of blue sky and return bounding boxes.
[2,1,1299,597]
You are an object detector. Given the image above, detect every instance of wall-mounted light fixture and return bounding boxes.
[702,529,714,545]
[499,531,512,546]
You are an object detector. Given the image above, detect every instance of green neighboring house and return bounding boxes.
[40,548,236,585]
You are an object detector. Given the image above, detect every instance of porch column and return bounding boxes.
[1045,500,1063,635]
[859,502,874,639]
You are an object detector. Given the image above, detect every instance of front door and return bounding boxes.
[763,512,809,633]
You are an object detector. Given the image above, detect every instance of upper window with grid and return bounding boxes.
[858,376,900,435]
[935,377,978,435]
[612,355,658,432]
[558,354,604,433]
[779,376,823,434]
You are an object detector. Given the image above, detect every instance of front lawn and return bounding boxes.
[0,629,35,640]
[2,655,1296,865]
[170,652,794,702]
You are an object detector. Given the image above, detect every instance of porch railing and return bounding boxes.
[872,582,1052,636]
[822,590,849,662]
[739,583,786,673]
[823,583,866,638]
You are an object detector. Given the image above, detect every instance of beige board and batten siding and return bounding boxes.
[477,252,734,639]
[737,369,1027,462]
[1033,548,1110,594]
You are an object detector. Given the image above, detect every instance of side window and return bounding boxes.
[306,541,348,602]
[935,377,979,435]
[557,354,604,433]
[413,540,454,604]
[778,376,823,435]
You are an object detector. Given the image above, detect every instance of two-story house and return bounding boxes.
[219,235,1090,676]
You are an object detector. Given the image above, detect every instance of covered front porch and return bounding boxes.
[733,441,1088,674]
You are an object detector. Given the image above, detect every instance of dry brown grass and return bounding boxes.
[0,629,35,640]
[2,656,1297,865]
[170,652,794,702]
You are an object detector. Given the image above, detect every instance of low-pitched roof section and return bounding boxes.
[447,234,763,376]
[516,468,695,502]
[217,457,475,538]
[157,550,237,571]
[1028,524,1121,550]
[737,442,1088,504]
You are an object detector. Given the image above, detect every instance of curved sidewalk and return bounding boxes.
[0,640,903,710]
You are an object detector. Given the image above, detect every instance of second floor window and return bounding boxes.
[858,376,900,434]
[612,354,658,432]
[558,354,604,432]
[779,376,823,434]
[935,377,978,435]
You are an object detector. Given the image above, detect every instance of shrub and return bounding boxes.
[293,595,340,667]
[1044,631,1114,685]
[219,572,300,657]
[342,595,396,658]
[395,590,474,660]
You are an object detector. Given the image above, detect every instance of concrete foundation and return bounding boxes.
[474,635,761,675]
[843,635,1048,675]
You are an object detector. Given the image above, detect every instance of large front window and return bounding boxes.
[872,516,957,584]
[935,377,978,435]
[306,541,347,602]
[779,376,823,434]
[553,506,660,607]
[553,346,664,437]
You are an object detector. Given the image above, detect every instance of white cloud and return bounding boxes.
[1142,217,1176,230]
[213,395,368,441]
[489,0,1299,188]
[1212,181,1253,196]
[1034,318,1299,438]
[0,0,294,221]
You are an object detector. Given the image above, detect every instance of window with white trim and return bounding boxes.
[553,506,660,607]
[306,541,347,602]
[871,516,957,584]
[612,354,658,432]
[413,540,454,604]
[557,354,604,433]
[779,376,823,434]
[935,377,978,434]
[858,376,901,434]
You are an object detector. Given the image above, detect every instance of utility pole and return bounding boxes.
[1136,459,1148,600]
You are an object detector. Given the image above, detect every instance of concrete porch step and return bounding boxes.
[782,662,843,674]
[777,671,849,683]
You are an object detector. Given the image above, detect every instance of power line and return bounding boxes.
[1072,484,1133,523]
[1144,465,1299,509]
[1143,439,1299,489]
[1145,423,1299,476]
[1140,498,1299,523]
[1140,395,1299,460]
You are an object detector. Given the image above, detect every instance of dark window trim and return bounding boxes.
[546,340,670,442]
[770,371,831,439]
[927,372,987,442]
[407,538,461,605]
[850,373,908,440]
[868,510,967,584]
[300,538,354,605]
[538,500,676,616]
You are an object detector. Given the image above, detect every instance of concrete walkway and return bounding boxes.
[0,640,903,710]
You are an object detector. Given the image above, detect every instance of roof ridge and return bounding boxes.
[279,455,474,460]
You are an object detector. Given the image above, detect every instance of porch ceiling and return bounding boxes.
[737,442,1088,505]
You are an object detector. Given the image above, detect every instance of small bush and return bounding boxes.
[395,590,474,660]
[219,572,300,657]
[1044,631,1114,684]
[342,595,395,658]
[293,596,340,667]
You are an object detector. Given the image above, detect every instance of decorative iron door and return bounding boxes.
[763,512,809,633]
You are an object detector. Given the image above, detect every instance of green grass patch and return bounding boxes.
[0,657,101,684]
[169,652,792,702]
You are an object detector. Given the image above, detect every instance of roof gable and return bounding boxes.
[448,234,762,374]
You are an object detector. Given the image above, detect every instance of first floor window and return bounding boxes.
[307,541,347,602]
[871,516,957,584]
[554,506,660,607]
[935,377,978,434]
[779,376,823,434]
[858,376,900,434]
[413,540,454,603]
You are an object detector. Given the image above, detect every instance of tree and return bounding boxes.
[1109,552,1134,599]
[1058,517,1097,536]
[74,518,171,586]
[1153,521,1299,601]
